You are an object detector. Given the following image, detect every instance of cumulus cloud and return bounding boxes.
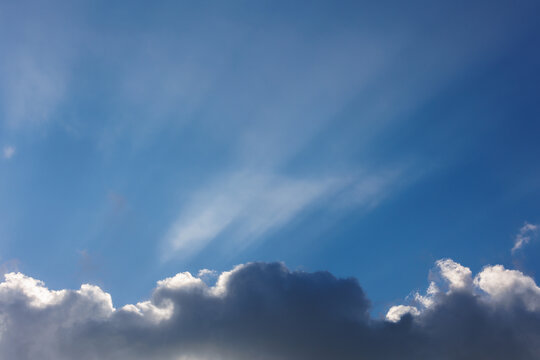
[387,258,540,321]
[385,304,420,322]
[474,265,540,312]
[2,259,540,359]
[512,222,538,253]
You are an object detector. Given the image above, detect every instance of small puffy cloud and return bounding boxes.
[156,272,205,290]
[2,146,15,159]
[197,269,219,285]
[512,222,538,253]
[197,269,217,278]
[385,304,420,322]
[2,260,540,359]
[474,265,540,311]
[120,300,174,323]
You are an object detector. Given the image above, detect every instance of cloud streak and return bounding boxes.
[512,222,538,254]
[162,168,406,261]
[2,258,540,359]
[162,172,342,261]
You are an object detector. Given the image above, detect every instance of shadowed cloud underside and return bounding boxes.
[1,259,540,359]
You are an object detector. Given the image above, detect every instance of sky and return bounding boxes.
[1,1,540,358]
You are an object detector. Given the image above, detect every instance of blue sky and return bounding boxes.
[1,0,540,318]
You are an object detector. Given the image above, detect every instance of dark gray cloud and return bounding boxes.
[1,260,539,359]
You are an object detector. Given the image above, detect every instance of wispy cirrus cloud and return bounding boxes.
[162,172,341,261]
[162,167,408,261]
[512,222,538,254]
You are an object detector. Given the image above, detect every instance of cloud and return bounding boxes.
[162,172,342,261]
[2,259,540,359]
[512,222,538,253]
[434,258,473,291]
[474,265,540,312]
[387,258,540,319]
[162,169,404,261]
[385,304,420,322]
[2,146,15,160]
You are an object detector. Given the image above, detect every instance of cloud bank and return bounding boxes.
[1,259,540,359]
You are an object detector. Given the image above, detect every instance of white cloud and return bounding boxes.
[197,269,217,278]
[474,265,540,312]
[386,258,540,322]
[162,169,405,261]
[157,272,205,290]
[120,300,174,323]
[162,172,342,261]
[388,259,478,322]
[0,272,113,323]
[435,258,473,291]
[2,146,15,159]
[385,305,420,322]
[511,222,538,253]
[2,260,540,359]
[0,272,66,308]
[197,269,219,285]
[413,281,439,308]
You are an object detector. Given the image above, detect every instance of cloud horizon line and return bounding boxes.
[1,258,540,359]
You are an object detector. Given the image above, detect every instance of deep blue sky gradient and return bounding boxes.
[1,0,540,314]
